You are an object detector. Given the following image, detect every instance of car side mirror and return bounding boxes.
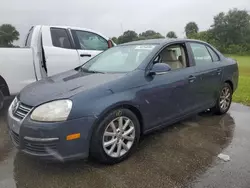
[149,63,171,75]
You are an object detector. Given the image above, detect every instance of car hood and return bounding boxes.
[19,70,125,106]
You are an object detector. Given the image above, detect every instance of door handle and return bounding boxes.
[80,54,91,57]
[188,75,196,83]
[216,69,222,75]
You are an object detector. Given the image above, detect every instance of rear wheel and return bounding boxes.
[0,90,4,110]
[90,108,140,164]
[213,83,232,115]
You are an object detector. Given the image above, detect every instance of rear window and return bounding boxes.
[206,46,220,62]
[50,28,72,49]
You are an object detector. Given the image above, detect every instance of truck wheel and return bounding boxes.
[90,108,140,164]
[0,90,4,110]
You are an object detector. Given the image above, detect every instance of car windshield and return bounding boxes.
[81,44,158,73]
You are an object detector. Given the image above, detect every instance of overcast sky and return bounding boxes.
[1,0,250,45]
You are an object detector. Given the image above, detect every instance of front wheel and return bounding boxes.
[213,83,232,115]
[90,108,140,164]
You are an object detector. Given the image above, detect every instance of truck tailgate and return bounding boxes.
[0,48,36,95]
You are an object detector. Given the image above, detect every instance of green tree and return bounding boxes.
[189,30,219,47]
[188,9,250,54]
[111,37,118,44]
[211,9,250,47]
[0,24,20,47]
[185,22,199,38]
[117,30,138,44]
[138,30,164,40]
[166,31,177,38]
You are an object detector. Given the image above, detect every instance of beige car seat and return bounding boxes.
[161,49,183,69]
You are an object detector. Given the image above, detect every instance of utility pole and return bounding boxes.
[120,23,124,34]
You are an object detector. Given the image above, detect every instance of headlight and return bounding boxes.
[31,100,72,122]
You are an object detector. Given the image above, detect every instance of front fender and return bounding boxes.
[222,62,239,92]
[68,89,139,120]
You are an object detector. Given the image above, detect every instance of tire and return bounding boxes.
[0,90,4,110]
[90,108,140,164]
[212,83,232,115]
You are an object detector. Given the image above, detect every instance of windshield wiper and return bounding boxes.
[79,67,105,74]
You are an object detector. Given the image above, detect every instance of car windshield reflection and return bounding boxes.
[81,44,158,73]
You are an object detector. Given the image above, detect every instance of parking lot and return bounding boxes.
[1,99,250,188]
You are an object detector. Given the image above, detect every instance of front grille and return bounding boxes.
[24,139,58,154]
[13,102,32,120]
[10,131,20,146]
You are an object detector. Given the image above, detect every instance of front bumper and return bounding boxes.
[7,107,96,162]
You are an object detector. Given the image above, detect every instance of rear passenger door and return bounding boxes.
[188,42,223,109]
[42,27,80,76]
[71,30,109,64]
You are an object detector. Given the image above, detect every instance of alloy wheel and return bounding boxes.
[102,116,135,158]
[219,86,231,111]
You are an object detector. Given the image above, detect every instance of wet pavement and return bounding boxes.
[0,99,250,188]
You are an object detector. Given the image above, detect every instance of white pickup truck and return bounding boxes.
[0,25,115,109]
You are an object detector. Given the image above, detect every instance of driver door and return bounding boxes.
[141,43,198,129]
[71,30,109,64]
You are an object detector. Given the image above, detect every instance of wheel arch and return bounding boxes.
[225,80,234,91]
[120,104,144,134]
[88,102,144,159]
[92,102,144,136]
[0,75,10,96]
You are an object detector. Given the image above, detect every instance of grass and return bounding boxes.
[227,55,250,105]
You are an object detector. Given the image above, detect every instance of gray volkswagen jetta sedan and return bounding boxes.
[7,39,238,164]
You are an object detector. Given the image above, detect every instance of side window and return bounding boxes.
[24,26,34,47]
[74,30,108,51]
[50,28,72,49]
[190,43,212,65]
[154,43,188,70]
[206,46,220,62]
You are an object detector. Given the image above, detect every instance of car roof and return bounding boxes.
[119,38,206,46]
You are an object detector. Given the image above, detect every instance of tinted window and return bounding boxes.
[74,30,108,51]
[206,46,220,62]
[82,45,157,73]
[190,43,212,65]
[24,27,34,47]
[50,28,72,49]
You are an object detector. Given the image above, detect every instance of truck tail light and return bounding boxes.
[108,40,113,48]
